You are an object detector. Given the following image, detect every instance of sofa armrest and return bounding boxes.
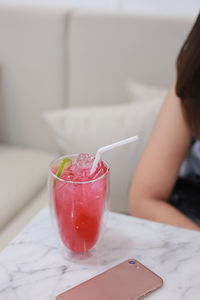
[0,145,55,232]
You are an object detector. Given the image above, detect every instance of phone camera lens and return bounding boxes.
[129,260,135,264]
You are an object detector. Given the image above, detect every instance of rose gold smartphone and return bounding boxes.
[56,259,163,300]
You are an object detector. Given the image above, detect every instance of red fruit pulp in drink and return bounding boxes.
[52,154,108,253]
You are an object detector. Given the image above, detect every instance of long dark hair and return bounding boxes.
[176,13,200,139]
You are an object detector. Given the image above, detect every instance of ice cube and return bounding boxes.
[75,153,94,169]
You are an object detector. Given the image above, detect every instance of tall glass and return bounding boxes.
[48,154,110,254]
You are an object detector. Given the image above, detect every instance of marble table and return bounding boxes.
[0,206,200,300]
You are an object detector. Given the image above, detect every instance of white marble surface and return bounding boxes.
[0,206,200,299]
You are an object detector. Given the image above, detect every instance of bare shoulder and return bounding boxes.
[131,84,192,201]
[148,84,191,160]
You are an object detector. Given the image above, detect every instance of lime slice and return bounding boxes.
[56,158,72,178]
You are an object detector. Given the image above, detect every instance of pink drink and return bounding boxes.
[52,154,109,253]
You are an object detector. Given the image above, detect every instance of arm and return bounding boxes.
[129,85,200,231]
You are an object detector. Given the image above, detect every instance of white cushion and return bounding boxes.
[44,92,164,214]
[127,80,167,102]
[0,5,70,152]
[0,145,55,231]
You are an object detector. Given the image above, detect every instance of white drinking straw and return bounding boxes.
[90,135,139,175]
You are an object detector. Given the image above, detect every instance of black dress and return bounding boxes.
[169,139,200,225]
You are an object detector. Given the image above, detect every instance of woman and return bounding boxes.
[129,13,200,231]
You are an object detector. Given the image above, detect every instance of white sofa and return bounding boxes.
[0,4,193,250]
